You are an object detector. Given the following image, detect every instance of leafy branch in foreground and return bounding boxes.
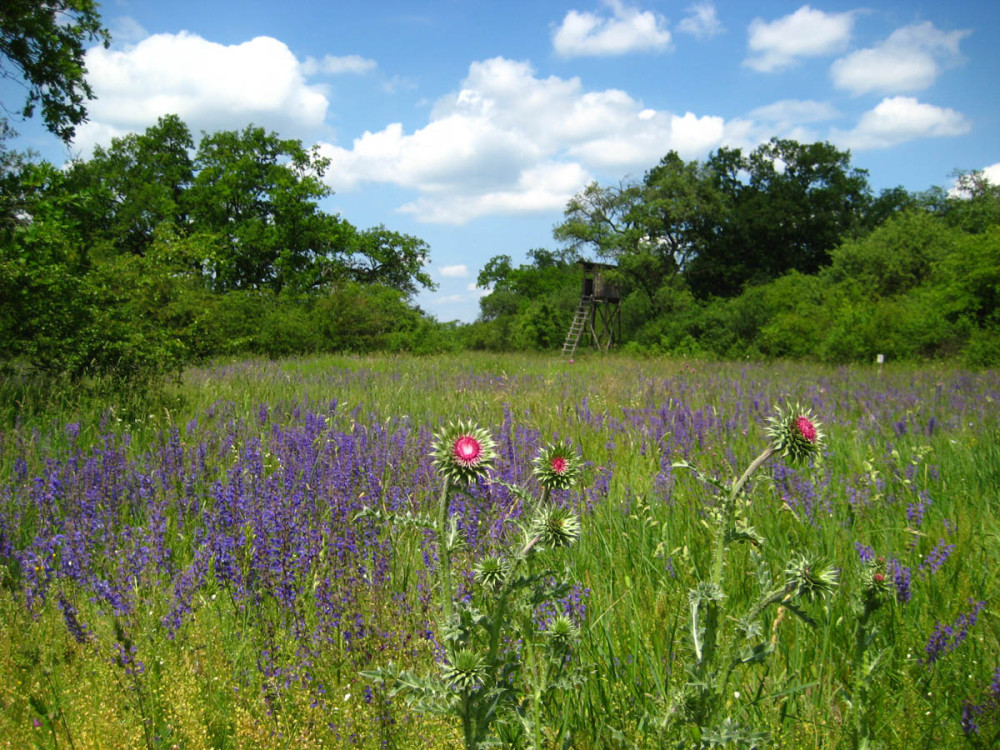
[361,423,586,749]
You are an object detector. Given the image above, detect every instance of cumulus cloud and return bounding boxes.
[677,2,723,40]
[74,32,329,154]
[984,163,1000,185]
[301,54,377,76]
[831,22,971,96]
[317,57,739,224]
[553,0,672,57]
[744,5,855,72]
[397,162,593,225]
[832,96,970,150]
[440,265,469,278]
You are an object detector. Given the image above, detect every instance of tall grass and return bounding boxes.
[1,353,998,747]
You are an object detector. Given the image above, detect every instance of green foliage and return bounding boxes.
[474,248,580,351]
[345,224,435,297]
[1,115,449,380]
[826,208,952,297]
[66,114,195,257]
[0,0,110,142]
[189,124,349,294]
[597,187,999,364]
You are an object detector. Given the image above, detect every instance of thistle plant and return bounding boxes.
[665,403,838,745]
[847,552,895,748]
[362,424,586,749]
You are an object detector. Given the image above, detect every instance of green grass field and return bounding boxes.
[1,353,998,748]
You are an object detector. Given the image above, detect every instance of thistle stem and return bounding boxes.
[437,476,454,633]
[730,446,776,507]
[711,446,776,587]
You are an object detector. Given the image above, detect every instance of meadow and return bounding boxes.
[1,353,998,748]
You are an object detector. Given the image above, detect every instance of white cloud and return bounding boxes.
[568,110,726,165]
[317,56,741,224]
[301,54,377,76]
[553,0,672,57]
[831,22,971,96]
[744,5,855,72]
[833,96,971,150]
[677,2,723,40]
[440,265,469,278]
[984,163,1000,185]
[74,32,329,154]
[398,162,593,225]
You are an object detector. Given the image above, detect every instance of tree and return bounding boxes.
[685,139,872,298]
[188,124,351,293]
[553,180,646,260]
[345,224,435,297]
[67,114,195,256]
[474,248,580,350]
[943,169,1000,234]
[0,0,109,142]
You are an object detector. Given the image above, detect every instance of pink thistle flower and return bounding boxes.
[431,421,496,483]
[533,442,582,491]
[453,435,483,466]
[796,416,818,443]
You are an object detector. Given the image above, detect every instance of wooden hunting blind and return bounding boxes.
[561,261,623,357]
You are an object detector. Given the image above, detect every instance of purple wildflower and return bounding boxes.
[919,539,955,575]
[891,559,912,604]
[923,598,986,666]
[57,593,91,644]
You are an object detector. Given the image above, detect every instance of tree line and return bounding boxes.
[468,140,1000,367]
[1,115,454,379]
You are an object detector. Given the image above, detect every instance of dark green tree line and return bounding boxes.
[1,115,445,377]
[475,139,998,364]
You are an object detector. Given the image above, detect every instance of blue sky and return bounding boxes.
[5,0,999,322]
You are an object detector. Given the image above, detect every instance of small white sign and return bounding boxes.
[876,354,884,364]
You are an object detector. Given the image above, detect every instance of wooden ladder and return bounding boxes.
[561,296,592,358]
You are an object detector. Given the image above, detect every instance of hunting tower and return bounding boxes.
[561,261,622,357]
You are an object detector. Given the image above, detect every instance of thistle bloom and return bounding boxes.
[431,421,497,484]
[533,442,582,491]
[767,404,824,463]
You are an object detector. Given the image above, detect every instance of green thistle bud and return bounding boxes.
[530,506,581,549]
[860,559,892,611]
[532,442,583,491]
[545,615,580,651]
[430,421,497,484]
[442,649,488,691]
[783,553,839,602]
[473,556,508,591]
[766,403,824,463]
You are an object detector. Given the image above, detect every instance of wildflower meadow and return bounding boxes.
[1,354,998,748]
